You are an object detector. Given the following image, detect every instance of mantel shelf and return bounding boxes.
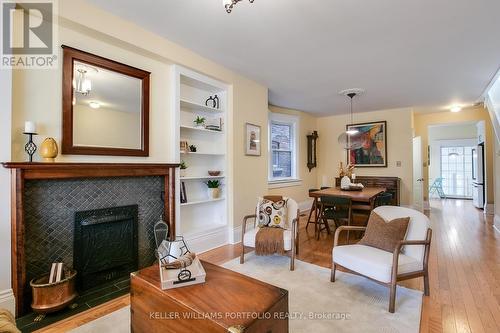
[1,162,180,180]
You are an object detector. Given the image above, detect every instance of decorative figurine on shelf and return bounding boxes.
[189,145,197,152]
[193,116,206,129]
[23,121,38,162]
[205,95,219,109]
[40,138,58,162]
[180,141,189,154]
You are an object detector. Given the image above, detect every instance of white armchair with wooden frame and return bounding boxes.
[331,206,432,313]
[240,196,300,270]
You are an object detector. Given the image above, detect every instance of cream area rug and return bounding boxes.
[71,254,422,333]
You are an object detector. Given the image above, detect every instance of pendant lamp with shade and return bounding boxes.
[337,88,365,150]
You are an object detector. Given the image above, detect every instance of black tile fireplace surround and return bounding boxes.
[24,176,164,306]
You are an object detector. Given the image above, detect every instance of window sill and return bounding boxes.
[268,179,303,189]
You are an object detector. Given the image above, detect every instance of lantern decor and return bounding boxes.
[154,220,206,290]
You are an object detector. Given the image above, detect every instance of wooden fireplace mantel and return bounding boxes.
[2,162,179,316]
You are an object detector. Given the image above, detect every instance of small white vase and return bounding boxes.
[207,188,220,199]
[180,169,187,177]
[340,176,351,190]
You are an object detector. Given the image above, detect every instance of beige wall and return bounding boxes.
[414,106,495,204]
[11,0,269,232]
[495,139,500,219]
[268,105,319,207]
[0,69,14,312]
[316,108,414,205]
[73,105,141,149]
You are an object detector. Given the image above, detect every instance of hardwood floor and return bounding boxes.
[36,199,499,333]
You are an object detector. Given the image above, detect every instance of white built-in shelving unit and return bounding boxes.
[172,66,231,253]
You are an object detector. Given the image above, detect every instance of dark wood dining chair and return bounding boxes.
[375,192,393,207]
[316,196,352,240]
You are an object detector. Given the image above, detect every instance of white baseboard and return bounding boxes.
[232,225,242,245]
[494,214,500,233]
[0,289,15,314]
[298,199,313,213]
[185,226,228,254]
[484,203,495,216]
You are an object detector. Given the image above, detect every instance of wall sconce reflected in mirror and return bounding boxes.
[307,131,318,172]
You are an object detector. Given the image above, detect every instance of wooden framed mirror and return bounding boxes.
[62,45,150,156]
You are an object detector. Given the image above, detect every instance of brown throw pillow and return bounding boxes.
[358,212,410,253]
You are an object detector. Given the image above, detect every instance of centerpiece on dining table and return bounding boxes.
[338,162,364,191]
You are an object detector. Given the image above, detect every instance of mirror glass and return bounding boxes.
[72,60,142,149]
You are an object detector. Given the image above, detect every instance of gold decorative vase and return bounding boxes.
[40,138,58,162]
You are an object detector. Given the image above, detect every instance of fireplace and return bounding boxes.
[2,162,178,315]
[74,205,139,291]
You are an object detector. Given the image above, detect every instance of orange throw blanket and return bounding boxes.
[255,227,285,256]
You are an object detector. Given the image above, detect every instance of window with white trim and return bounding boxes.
[268,113,299,185]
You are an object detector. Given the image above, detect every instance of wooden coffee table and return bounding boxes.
[130,261,288,333]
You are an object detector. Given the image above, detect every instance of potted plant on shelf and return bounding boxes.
[189,145,197,152]
[206,180,221,199]
[193,116,206,129]
[180,160,188,177]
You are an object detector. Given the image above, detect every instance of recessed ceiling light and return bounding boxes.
[450,105,462,113]
[89,101,100,109]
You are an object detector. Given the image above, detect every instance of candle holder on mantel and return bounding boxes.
[23,132,38,162]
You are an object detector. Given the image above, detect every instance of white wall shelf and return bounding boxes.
[180,152,225,156]
[173,65,230,254]
[180,125,224,134]
[180,99,224,114]
[180,197,225,207]
[181,176,225,180]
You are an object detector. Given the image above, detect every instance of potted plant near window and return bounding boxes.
[193,116,206,129]
[206,180,221,199]
[180,160,188,177]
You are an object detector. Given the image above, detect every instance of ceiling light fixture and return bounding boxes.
[73,64,98,96]
[340,88,365,135]
[89,101,100,109]
[337,88,365,150]
[223,0,254,13]
[450,105,462,113]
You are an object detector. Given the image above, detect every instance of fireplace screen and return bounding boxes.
[74,205,138,291]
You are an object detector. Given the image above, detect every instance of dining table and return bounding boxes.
[308,186,387,227]
[309,186,387,206]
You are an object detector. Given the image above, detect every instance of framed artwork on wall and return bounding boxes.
[245,123,261,156]
[346,121,387,167]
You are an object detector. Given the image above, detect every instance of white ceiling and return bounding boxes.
[87,0,500,116]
